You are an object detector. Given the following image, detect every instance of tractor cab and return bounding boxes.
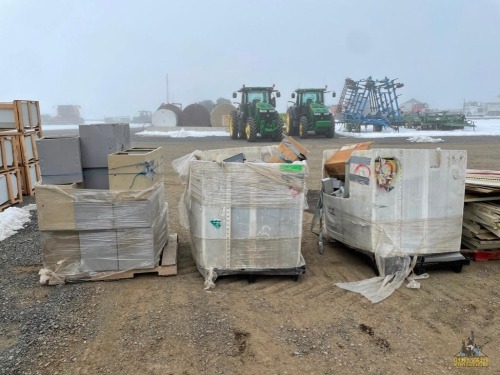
[293,90,325,108]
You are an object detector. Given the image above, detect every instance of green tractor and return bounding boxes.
[286,88,336,138]
[229,85,283,142]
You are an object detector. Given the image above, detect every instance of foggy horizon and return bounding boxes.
[1,0,499,118]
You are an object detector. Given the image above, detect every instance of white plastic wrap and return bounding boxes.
[173,146,308,287]
[37,182,169,284]
[320,148,467,302]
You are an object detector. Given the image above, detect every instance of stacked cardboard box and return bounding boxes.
[79,123,130,189]
[34,124,172,281]
[36,182,168,276]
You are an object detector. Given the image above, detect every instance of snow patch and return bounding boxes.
[407,135,444,143]
[136,128,229,138]
[0,204,37,241]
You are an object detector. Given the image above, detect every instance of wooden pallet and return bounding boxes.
[461,249,500,261]
[67,233,178,282]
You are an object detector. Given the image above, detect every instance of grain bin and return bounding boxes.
[180,104,211,127]
[210,103,236,127]
[152,109,178,127]
[158,103,183,127]
[173,146,307,288]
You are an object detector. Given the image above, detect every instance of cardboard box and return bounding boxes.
[79,123,131,168]
[79,230,119,272]
[37,137,83,185]
[324,142,373,180]
[83,168,109,189]
[35,183,78,230]
[108,147,164,190]
[267,136,309,163]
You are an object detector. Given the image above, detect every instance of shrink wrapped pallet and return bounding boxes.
[37,182,168,284]
[319,148,467,302]
[173,146,307,288]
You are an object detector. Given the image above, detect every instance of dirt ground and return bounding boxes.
[3,133,500,374]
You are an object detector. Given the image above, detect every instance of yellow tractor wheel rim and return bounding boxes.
[229,118,234,136]
[286,113,291,132]
[246,122,251,139]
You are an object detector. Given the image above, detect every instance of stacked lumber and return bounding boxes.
[462,169,500,260]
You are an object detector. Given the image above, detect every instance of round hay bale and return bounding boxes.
[152,109,177,127]
[210,103,236,127]
[181,103,211,127]
[158,103,183,126]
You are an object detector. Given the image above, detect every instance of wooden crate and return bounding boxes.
[0,102,19,131]
[16,131,40,166]
[108,147,164,190]
[14,100,42,132]
[20,161,41,196]
[0,134,19,171]
[0,168,23,211]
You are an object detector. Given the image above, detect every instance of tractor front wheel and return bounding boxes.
[229,112,239,140]
[299,116,309,139]
[245,117,258,142]
[325,124,335,138]
[272,116,284,141]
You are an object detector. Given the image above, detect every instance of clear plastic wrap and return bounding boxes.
[35,181,165,231]
[320,148,467,302]
[37,182,168,284]
[172,146,308,288]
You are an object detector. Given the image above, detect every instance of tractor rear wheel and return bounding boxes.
[299,116,309,139]
[245,117,258,142]
[229,112,239,140]
[272,116,284,141]
[286,109,298,136]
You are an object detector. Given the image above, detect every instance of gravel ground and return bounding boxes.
[0,198,101,374]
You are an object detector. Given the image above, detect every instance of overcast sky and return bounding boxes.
[1,0,499,118]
